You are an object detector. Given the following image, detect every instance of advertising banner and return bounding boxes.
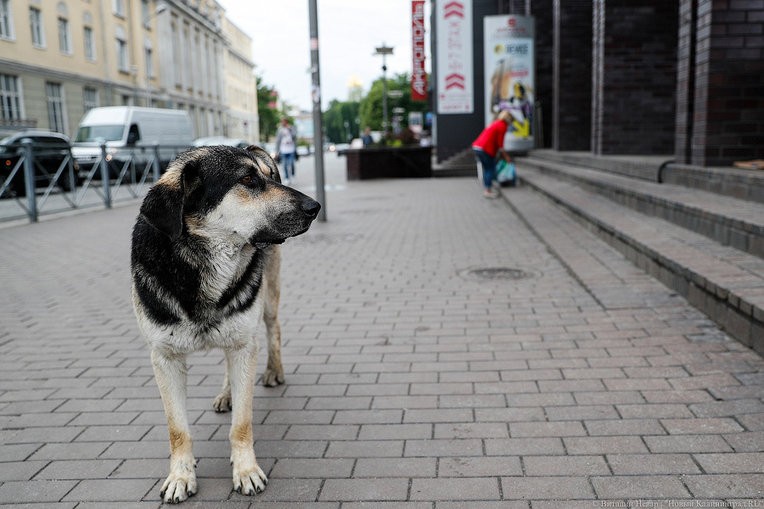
[484,15,535,151]
[411,0,427,101]
[435,0,473,114]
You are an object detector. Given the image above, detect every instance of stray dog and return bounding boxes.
[131,145,320,503]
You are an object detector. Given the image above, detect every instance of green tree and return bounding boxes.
[359,73,428,135]
[256,75,281,142]
[359,80,384,132]
[324,99,360,143]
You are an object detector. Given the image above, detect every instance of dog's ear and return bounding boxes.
[139,159,200,239]
[245,144,281,183]
[245,144,270,160]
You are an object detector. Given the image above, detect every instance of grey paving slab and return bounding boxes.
[0,163,762,506]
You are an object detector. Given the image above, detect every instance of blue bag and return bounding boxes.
[496,160,516,187]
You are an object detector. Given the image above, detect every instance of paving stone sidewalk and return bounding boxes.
[0,175,762,508]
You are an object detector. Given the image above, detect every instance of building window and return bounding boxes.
[83,87,98,113]
[116,36,128,72]
[0,0,14,40]
[0,74,22,121]
[171,21,181,87]
[114,0,125,17]
[141,0,150,26]
[58,17,71,54]
[145,47,153,79]
[182,25,191,86]
[84,26,95,60]
[46,82,65,133]
[29,7,44,48]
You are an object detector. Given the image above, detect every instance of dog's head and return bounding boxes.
[138,145,320,245]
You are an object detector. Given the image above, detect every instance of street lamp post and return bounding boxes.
[374,44,394,136]
[308,0,326,222]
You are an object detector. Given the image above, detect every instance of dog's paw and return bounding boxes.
[233,464,268,496]
[213,391,232,413]
[160,469,197,504]
[262,367,285,387]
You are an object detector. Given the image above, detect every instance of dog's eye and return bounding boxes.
[239,175,254,186]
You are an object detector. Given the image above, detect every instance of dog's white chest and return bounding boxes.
[136,294,263,354]
[134,240,266,354]
[201,241,254,302]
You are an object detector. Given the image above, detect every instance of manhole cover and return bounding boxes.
[459,267,535,281]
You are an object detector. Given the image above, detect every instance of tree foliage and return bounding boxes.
[359,73,428,133]
[256,75,288,142]
[323,99,361,143]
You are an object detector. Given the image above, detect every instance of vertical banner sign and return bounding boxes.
[435,0,473,114]
[411,0,427,101]
[484,15,535,151]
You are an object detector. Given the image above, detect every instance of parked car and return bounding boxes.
[0,130,75,197]
[72,107,193,179]
[193,136,250,148]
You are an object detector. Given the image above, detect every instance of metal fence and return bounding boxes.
[0,141,190,223]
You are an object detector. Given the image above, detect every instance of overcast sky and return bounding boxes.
[216,0,431,111]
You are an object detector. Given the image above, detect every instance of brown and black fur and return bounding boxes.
[131,145,319,503]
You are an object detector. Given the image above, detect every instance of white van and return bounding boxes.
[72,106,193,177]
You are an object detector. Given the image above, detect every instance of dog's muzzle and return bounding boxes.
[301,196,321,220]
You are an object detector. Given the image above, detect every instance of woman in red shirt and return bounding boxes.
[472,110,512,198]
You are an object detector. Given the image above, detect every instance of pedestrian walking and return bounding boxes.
[275,118,298,184]
[361,127,373,147]
[472,110,513,198]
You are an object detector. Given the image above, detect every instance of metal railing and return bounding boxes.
[0,140,190,223]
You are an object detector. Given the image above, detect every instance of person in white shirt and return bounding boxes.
[275,118,297,184]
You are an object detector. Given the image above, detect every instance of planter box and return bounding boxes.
[345,146,432,180]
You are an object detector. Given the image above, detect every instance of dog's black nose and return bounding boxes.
[302,198,321,218]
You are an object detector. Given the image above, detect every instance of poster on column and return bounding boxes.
[435,0,473,114]
[484,15,535,152]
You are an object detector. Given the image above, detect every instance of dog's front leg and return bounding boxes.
[226,346,268,495]
[262,252,285,387]
[150,350,197,504]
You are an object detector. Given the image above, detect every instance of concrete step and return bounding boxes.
[530,149,671,181]
[531,149,764,204]
[432,149,476,178]
[513,166,764,354]
[520,155,764,260]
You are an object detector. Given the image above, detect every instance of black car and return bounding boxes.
[0,130,76,197]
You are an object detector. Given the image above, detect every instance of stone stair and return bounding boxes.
[432,148,477,178]
[511,151,764,354]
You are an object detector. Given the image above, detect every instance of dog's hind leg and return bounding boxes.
[150,349,198,504]
[262,250,285,387]
[226,345,268,495]
[212,365,232,412]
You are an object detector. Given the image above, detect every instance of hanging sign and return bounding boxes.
[411,1,427,101]
[435,0,473,114]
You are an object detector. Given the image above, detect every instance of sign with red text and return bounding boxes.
[484,14,535,151]
[411,0,427,101]
[435,0,473,114]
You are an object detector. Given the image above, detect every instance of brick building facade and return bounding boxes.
[676,0,764,166]
[432,0,763,167]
